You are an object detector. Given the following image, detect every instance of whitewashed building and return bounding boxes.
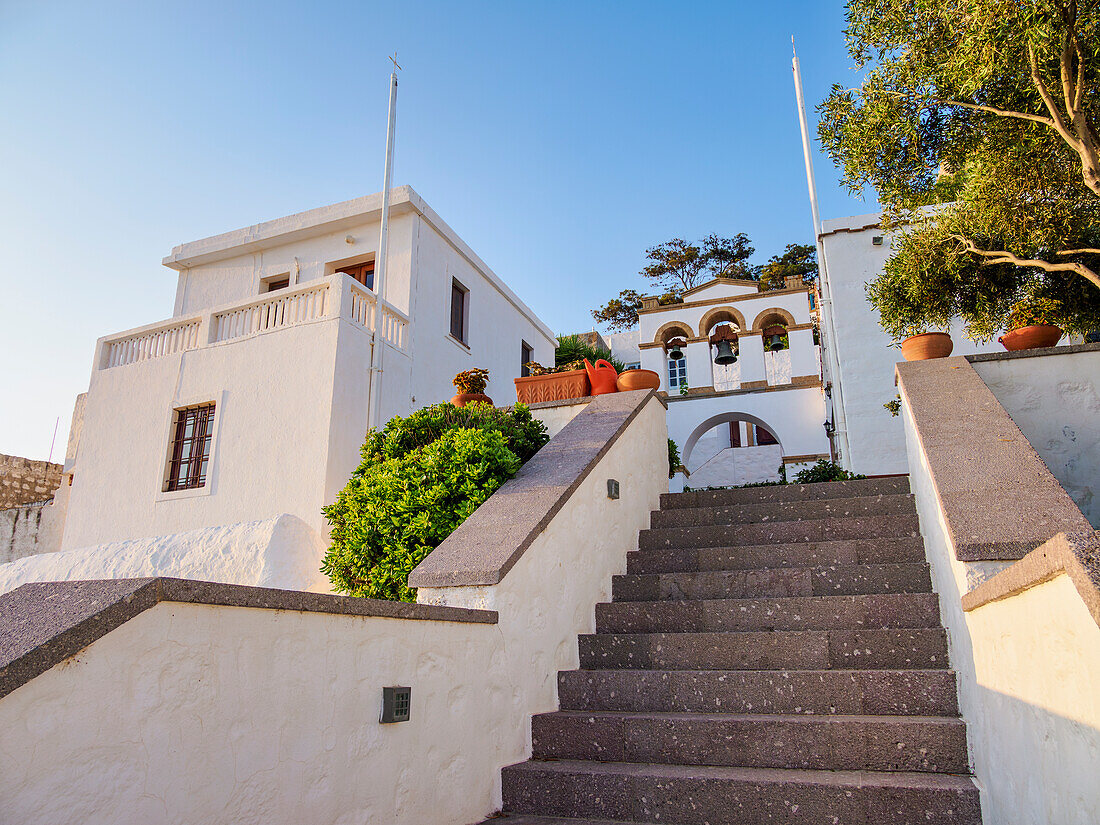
[617,276,829,488]
[56,186,555,561]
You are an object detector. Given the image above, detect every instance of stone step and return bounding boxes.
[596,593,940,634]
[649,493,914,529]
[557,668,960,716]
[501,759,981,824]
[476,817,641,825]
[626,537,927,574]
[661,476,911,509]
[611,563,932,602]
[531,710,969,773]
[638,513,920,551]
[578,629,948,671]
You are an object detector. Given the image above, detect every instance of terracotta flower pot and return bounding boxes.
[901,332,953,361]
[514,369,591,404]
[616,369,661,392]
[998,324,1063,351]
[451,392,492,408]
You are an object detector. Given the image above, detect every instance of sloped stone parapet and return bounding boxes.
[896,355,1091,561]
[961,529,1100,626]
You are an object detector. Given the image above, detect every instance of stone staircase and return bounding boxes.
[479,476,982,825]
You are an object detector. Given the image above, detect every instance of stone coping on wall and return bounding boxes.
[0,577,497,701]
[962,530,1100,628]
[964,340,1100,364]
[408,389,660,589]
[896,356,1092,562]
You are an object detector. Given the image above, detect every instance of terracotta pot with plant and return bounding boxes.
[451,368,492,407]
[900,330,953,361]
[999,297,1064,351]
[515,360,591,404]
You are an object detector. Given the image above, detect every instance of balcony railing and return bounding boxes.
[97,275,409,370]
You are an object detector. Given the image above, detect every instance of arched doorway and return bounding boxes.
[682,411,785,488]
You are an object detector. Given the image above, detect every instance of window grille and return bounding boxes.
[165,404,215,492]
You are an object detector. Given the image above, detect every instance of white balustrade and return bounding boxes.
[98,275,409,371]
[212,283,330,343]
[101,318,202,368]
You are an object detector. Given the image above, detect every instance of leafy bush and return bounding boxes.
[555,334,626,373]
[793,460,866,484]
[321,402,549,601]
[667,438,681,479]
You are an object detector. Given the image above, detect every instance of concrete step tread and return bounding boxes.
[639,514,920,550]
[627,538,927,574]
[504,758,978,789]
[476,817,642,825]
[661,476,911,508]
[612,563,933,602]
[650,493,916,528]
[538,709,965,726]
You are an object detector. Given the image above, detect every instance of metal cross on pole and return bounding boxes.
[388,52,402,74]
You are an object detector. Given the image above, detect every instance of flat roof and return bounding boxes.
[162,185,557,343]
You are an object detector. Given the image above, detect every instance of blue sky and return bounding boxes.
[0,0,874,460]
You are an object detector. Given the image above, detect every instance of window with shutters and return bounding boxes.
[336,259,376,290]
[450,279,469,344]
[521,341,533,376]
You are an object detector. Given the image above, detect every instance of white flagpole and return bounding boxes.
[792,39,851,467]
[368,54,400,432]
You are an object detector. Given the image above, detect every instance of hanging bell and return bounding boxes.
[767,334,785,351]
[714,339,737,365]
[666,339,684,360]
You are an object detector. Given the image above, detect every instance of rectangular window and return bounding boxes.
[521,341,533,377]
[622,362,641,372]
[165,404,215,492]
[264,276,290,293]
[337,260,376,290]
[450,279,468,343]
[667,356,687,388]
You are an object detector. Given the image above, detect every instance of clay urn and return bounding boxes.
[616,369,661,392]
[900,332,953,361]
[998,325,1063,351]
[450,393,493,408]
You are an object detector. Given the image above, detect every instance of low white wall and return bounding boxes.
[902,399,1100,825]
[0,496,65,565]
[0,514,329,596]
[0,601,502,825]
[416,394,669,809]
[971,348,1099,527]
[530,399,591,439]
[686,445,783,489]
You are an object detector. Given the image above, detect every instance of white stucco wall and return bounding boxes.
[0,514,329,596]
[0,601,504,825]
[970,349,1099,527]
[902,398,1100,825]
[820,214,1007,475]
[416,395,669,809]
[530,400,592,440]
[0,497,65,565]
[686,444,784,489]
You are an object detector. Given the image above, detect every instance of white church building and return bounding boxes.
[52,186,554,567]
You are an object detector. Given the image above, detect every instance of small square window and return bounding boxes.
[667,356,687,388]
[165,404,215,492]
[450,279,469,344]
[521,341,534,377]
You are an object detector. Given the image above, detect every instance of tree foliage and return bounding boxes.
[818,0,1100,340]
[758,243,819,291]
[321,402,548,601]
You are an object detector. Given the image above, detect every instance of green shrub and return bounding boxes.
[555,333,626,373]
[667,438,681,479]
[793,460,866,484]
[321,402,548,601]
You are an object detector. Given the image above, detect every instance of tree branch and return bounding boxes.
[875,89,1053,126]
[1029,42,1081,150]
[1054,248,1100,255]
[951,235,1100,290]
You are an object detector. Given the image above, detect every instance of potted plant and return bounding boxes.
[451,368,492,407]
[898,327,953,361]
[999,297,1064,351]
[515,360,591,404]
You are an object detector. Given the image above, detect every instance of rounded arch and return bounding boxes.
[698,306,747,338]
[653,320,694,347]
[681,410,783,471]
[750,306,797,332]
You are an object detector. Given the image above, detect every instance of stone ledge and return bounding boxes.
[964,340,1100,364]
[962,530,1100,628]
[0,577,497,701]
[409,390,660,589]
[897,356,1091,561]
